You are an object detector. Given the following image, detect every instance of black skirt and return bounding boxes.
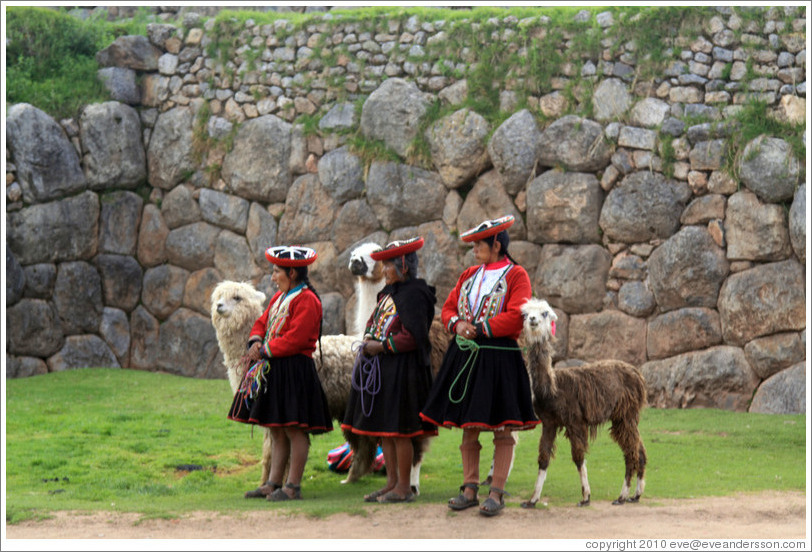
[228,354,333,435]
[420,336,539,431]
[341,349,438,438]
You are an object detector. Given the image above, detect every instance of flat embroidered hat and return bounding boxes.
[370,237,424,261]
[460,215,515,243]
[264,245,318,267]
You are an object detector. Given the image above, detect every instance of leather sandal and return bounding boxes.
[364,488,389,503]
[479,486,509,517]
[244,481,281,499]
[378,491,415,503]
[268,483,302,501]
[448,483,479,511]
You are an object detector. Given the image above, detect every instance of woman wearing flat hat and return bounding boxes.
[228,245,333,501]
[341,237,437,503]
[420,215,539,516]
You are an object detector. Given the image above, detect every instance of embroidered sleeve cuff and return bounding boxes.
[385,336,397,354]
[247,337,261,350]
[447,315,460,333]
[261,342,273,359]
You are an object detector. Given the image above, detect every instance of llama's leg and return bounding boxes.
[342,431,376,484]
[569,428,591,506]
[345,434,377,484]
[628,441,647,503]
[612,421,642,505]
[521,424,556,508]
[410,436,431,495]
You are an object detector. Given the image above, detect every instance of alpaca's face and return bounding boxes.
[521,298,557,342]
[211,282,266,327]
[348,243,383,279]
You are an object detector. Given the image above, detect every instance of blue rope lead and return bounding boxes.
[351,341,381,417]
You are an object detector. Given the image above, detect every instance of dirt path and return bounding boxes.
[4,490,808,541]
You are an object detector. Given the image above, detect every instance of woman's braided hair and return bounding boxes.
[291,266,324,367]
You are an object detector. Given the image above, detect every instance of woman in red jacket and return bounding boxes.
[228,245,333,501]
[420,215,539,516]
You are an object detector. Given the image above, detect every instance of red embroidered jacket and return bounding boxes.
[247,287,322,358]
[441,262,531,341]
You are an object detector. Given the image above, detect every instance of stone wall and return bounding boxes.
[5,6,807,413]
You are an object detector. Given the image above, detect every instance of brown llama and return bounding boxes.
[519,297,647,508]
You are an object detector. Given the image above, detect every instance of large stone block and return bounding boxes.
[737,135,800,203]
[147,106,195,190]
[47,335,120,371]
[6,299,64,358]
[788,183,805,263]
[53,261,104,335]
[137,204,169,268]
[318,146,365,203]
[141,264,189,320]
[568,310,647,366]
[486,109,541,194]
[744,332,805,380]
[199,188,250,234]
[538,115,612,172]
[80,102,146,190]
[278,173,339,244]
[182,267,223,317]
[648,226,729,312]
[366,162,446,230]
[165,222,220,272]
[718,260,805,345]
[647,307,722,360]
[214,231,262,282]
[7,192,100,265]
[749,363,806,414]
[600,171,691,243]
[427,108,491,189]
[6,103,86,203]
[360,77,429,158]
[222,114,293,203]
[641,346,759,411]
[99,191,144,256]
[527,170,603,244]
[534,244,611,314]
[95,254,143,312]
[156,308,223,379]
[724,190,792,262]
[458,170,526,241]
[96,35,162,71]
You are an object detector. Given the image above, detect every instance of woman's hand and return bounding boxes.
[456,321,477,340]
[246,341,262,362]
[363,339,385,356]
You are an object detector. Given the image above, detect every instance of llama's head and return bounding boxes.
[348,242,384,281]
[521,297,557,344]
[210,280,267,332]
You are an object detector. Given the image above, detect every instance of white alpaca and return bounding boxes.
[347,242,385,336]
[210,281,267,394]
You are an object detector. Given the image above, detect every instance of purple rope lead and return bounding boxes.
[351,341,381,417]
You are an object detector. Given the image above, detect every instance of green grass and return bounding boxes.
[4,369,806,524]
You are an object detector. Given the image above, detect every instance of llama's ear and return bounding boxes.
[254,289,267,303]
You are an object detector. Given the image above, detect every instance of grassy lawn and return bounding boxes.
[3,368,807,524]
